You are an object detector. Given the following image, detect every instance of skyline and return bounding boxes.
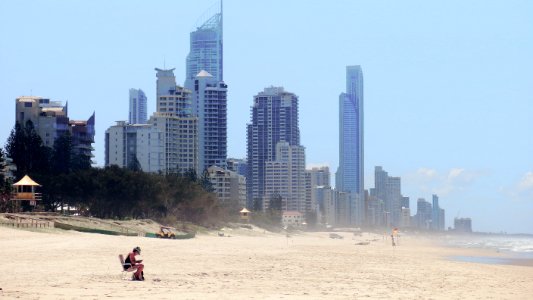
[1,0,532,233]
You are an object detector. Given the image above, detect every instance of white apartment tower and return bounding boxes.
[105,121,164,172]
[150,68,198,174]
[263,141,306,213]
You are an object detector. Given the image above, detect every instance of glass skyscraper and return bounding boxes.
[184,2,226,171]
[336,65,364,225]
[185,2,223,90]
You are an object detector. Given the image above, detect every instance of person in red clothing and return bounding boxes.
[125,246,144,281]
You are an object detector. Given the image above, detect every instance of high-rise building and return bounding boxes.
[400,207,411,228]
[371,166,402,226]
[386,176,402,225]
[105,121,163,172]
[336,65,364,226]
[150,68,198,174]
[191,70,227,171]
[227,158,247,177]
[431,194,441,231]
[207,165,246,210]
[416,198,432,229]
[401,196,410,209]
[246,87,301,210]
[305,166,331,216]
[15,96,95,164]
[454,217,472,232]
[129,89,147,124]
[263,142,306,212]
[185,3,223,89]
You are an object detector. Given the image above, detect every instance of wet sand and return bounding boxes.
[1,226,532,299]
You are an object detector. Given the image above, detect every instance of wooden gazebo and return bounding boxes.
[11,175,42,209]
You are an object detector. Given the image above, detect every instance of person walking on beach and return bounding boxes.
[125,246,144,281]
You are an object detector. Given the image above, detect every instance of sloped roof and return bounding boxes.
[13,175,41,186]
[240,208,250,213]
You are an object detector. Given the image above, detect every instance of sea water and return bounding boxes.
[444,234,533,257]
[444,234,533,265]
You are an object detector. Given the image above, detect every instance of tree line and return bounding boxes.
[0,120,223,226]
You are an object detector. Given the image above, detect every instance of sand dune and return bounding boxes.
[1,226,532,299]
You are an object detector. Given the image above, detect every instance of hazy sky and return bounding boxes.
[1,0,531,233]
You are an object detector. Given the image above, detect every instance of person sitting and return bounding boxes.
[125,246,144,281]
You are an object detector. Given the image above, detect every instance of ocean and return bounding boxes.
[445,234,533,255]
[444,234,533,263]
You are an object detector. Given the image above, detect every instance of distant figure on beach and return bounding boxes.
[391,234,396,247]
[125,246,144,281]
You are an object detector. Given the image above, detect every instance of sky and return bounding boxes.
[1,0,532,233]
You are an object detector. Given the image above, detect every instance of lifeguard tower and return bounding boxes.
[11,175,42,211]
[239,208,250,222]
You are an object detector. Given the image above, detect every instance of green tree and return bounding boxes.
[199,169,214,193]
[128,154,142,172]
[52,132,73,174]
[5,121,50,178]
[5,122,26,178]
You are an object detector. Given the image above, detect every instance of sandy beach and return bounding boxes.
[1,225,532,299]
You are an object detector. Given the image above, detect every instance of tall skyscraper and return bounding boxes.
[416,198,432,229]
[263,141,306,212]
[185,2,223,90]
[371,166,402,226]
[336,65,364,225]
[129,89,147,124]
[306,166,331,216]
[192,70,227,171]
[431,194,440,230]
[247,87,301,210]
[150,68,198,174]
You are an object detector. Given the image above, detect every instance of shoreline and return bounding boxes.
[2,225,533,299]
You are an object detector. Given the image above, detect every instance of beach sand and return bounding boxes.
[1,226,532,299]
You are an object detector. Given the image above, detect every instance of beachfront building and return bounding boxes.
[415,198,433,229]
[151,68,198,174]
[262,142,306,212]
[305,166,331,219]
[191,70,228,171]
[246,87,302,211]
[185,2,223,90]
[366,193,386,227]
[207,166,246,210]
[401,196,410,209]
[227,158,247,177]
[105,121,164,173]
[281,211,305,228]
[129,88,147,124]
[308,166,331,211]
[439,208,445,231]
[454,217,472,232]
[15,96,95,164]
[400,207,411,228]
[322,187,336,227]
[431,194,446,231]
[370,166,402,226]
[336,66,365,226]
